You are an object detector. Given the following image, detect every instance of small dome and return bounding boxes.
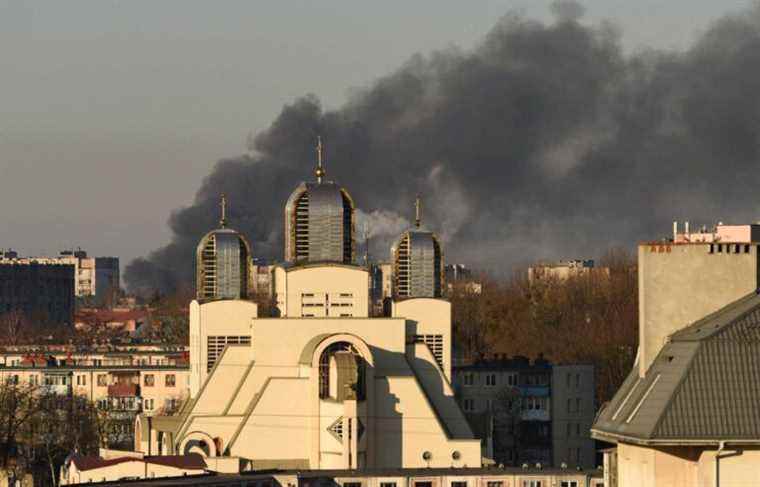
[284,138,356,264]
[195,196,252,301]
[391,197,444,299]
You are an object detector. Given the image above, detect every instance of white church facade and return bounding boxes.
[133,139,482,470]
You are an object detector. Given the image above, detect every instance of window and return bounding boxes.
[567,398,573,413]
[144,398,154,410]
[165,374,176,387]
[380,483,397,487]
[485,373,497,386]
[566,373,571,387]
[97,374,108,386]
[415,483,433,487]
[576,398,581,413]
[463,398,475,412]
[507,373,517,386]
[343,483,362,487]
[463,373,474,386]
[522,481,542,487]
[487,482,503,487]
[566,423,572,437]
[207,335,251,371]
[561,482,579,487]
[576,423,581,436]
[144,374,155,387]
[451,482,467,487]
[485,399,494,411]
[575,374,580,388]
[415,335,444,368]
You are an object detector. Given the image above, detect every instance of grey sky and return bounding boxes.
[0,0,753,266]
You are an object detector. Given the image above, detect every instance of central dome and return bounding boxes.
[284,138,356,264]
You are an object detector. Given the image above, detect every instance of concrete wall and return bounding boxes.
[393,298,452,381]
[638,243,759,376]
[551,364,596,469]
[274,265,370,318]
[615,443,760,487]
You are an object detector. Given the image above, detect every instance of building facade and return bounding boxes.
[0,259,75,324]
[0,347,190,449]
[61,464,603,487]
[453,358,595,469]
[129,142,480,471]
[591,222,760,487]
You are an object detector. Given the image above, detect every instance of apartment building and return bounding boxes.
[0,258,75,324]
[592,222,760,486]
[454,357,595,469]
[0,347,189,449]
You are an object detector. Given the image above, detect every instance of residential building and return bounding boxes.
[551,365,596,470]
[53,249,119,301]
[60,464,603,486]
[527,260,606,284]
[130,140,480,471]
[445,264,482,295]
[591,222,760,486]
[0,248,119,303]
[0,346,189,450]
[0,258,75,324]
[453,357,595,469]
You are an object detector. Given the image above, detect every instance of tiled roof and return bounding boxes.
[592,292,760,444]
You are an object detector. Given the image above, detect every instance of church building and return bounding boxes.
[134,139,482,470]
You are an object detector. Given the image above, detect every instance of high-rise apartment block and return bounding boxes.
[454,357,596,469]
[0,258,75,324]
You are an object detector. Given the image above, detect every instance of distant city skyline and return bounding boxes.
[1,0,754,268]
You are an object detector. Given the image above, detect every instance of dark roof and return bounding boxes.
[592,292,760,445]
[69,453,206,472]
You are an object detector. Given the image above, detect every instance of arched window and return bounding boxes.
[318,342,365,401]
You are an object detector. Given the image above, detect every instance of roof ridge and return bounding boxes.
[670,291,760,342]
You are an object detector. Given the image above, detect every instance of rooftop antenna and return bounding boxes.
[415,194,422,228]
[315,135,326,184]
[219,193,227,228]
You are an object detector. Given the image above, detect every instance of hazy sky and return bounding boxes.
[0,0,753,267]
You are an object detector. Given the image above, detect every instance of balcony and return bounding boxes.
[108,383,139,398]
[521,409,550,421]
[42,384,72,395]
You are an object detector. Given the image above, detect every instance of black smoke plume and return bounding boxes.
[125,1,760,295]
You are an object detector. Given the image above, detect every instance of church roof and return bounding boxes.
[592,291,760,445]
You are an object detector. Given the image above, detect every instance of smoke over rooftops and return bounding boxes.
[126,1,760,295]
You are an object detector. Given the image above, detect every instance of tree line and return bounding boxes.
[451,249,638,404]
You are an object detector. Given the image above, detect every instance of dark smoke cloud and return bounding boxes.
[126,1,760,295]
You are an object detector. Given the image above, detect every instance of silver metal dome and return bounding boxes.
[391,197,444,299]
[284,138,356,264]
[195,196,251,301]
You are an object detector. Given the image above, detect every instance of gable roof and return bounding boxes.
[592,292,760,445]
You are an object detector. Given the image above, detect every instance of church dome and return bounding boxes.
[196,195,251,301]
[284,137,356,264]
[391,197,444,299]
